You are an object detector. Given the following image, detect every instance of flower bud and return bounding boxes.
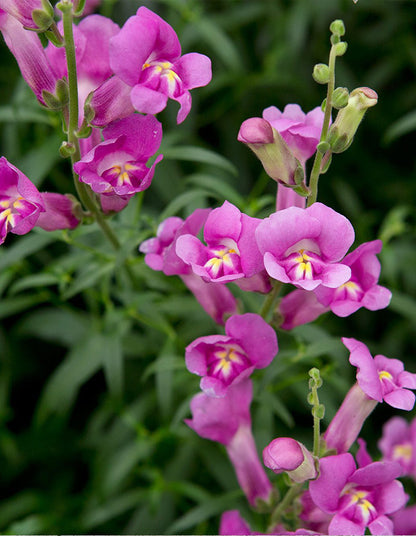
[330,19,345,37]
[238,118,306,190]
[332,87,349,109]
[31,8,54,31]
[333,41,348,56]
[313,63,330,85]
[327,87,378,153]
[263,437,317,483]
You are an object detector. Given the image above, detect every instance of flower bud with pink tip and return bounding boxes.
[263,437,317,483]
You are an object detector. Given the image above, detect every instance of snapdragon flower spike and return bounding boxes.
[74,113,163,200]
[309,453,407,536]
[139,210,238,325]
[344,337,416,410]
[186,379,273,506]
[176,200,270,292]
[0,10,59,106]
[314,240,392,317]
[109,6,212,124]
[255,203,354,291]
[0,157,45,244]
[185,313,277,397]
[378,417,416,479]
[263,437,317,483]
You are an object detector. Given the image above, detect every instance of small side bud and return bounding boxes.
[60,141,76,158]
[316,141,330,154]
[263,438,317,483]
[31,8,54,31]
[330,19,346,37]
[42,90,62,110]
[313,63,330,85]
[333,42,348,57]
[332,87,349,109]
[327,87,378,153]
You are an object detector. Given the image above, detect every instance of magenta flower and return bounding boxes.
[185,313,278,397]
[262,104,324,164]
[0,157,44,244]
[255,203,354,291]
[36,193,80,231]
[108,6,212,124]
[314,240,392,317]
[263,437,317,483]
[0,10,59,105]
[392,505,416,535]
[0,0,44,28]
[309,453,407,535]
[176,201,270,292]
[186,379,273,506]
[219,510,253,535]
[378,417,416,479]
[343,337,416,410]
[139,209,238,325]
[74,113,163,199]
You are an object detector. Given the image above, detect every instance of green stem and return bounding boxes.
[267,482,303,532]
[61,2,122,251]
[260,281,282,320]
[307,45,337,207]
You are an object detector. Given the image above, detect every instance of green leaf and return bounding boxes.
[162,146,237,176]
[0,292,49,320]
[101,331,124,401]
[390,291,416,325]
[159,189,211,220]
[8,273,60,295]
[167,490,242,533]
[384,109,416,144]
[0,231,57,271]
[17,307,90,347]
[61,261,114,300]
[186,173,244,206]
[35,333,106,423]
[16,133,62,187]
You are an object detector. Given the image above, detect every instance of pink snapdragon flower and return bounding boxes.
[263,104,325,164]
[309,453,407,535]
[392,505,416,535]
[186,379,273,507]
[185,313,277,397]
[378,417,416,479]
[0,10,59,106]
[0,157,45,244]
[176,200,270,293]
[108,6,212,124]
[279,289,329,330]
[220,510,253,535]
[324,338,416,454]
[36,192,80,231]
[255,203,354,291]
[314,240,392,317]
[139,210,238,325]
[74,113,163,202]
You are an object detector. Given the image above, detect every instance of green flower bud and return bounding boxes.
[333,42,348,57]
[330,19,346,37]
[328,87,378,153]
[332,87,349,109]
[31,8,54,31]
[316,141,331,153]
[59,141,76,158]
[42,90,62,110]
[313,63,330,84]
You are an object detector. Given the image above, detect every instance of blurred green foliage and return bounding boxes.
[0,0,416,533]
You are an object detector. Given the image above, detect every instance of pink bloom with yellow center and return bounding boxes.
[74,113,163,200]
[108,6,212,124]
[0,156,44,244]
[255,203,354,291]
[379,417,416,479]
[185,313,278,397]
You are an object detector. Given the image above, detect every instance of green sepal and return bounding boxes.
[76,125,92,139]
[73,0,86,16]
[320,152,332,174]
[31,9,54,31]
[45,27,64,47]
[41,0,55,16]
[332,87,349,109]
[42,89,62,110]
[312,404,325,420]
[83,93,96,124]
[292,183,310,197]
[334,42,348,57]
[55,79,69,106]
